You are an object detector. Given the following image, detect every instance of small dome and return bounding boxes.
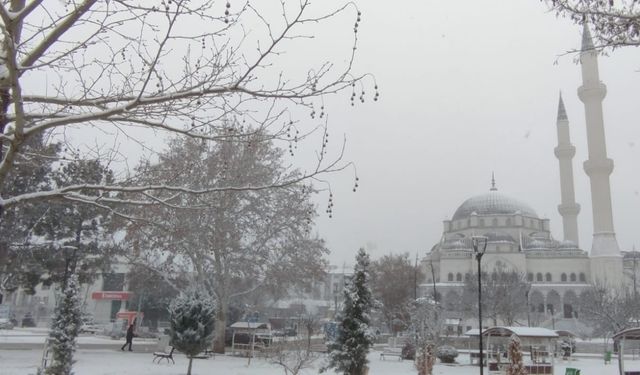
[524,237,558,251]
[558,240,579,250]
[482,231,517,243]
[441,238,471,250]
[452,191,538,220]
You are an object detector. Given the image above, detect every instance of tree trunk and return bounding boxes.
[212,303,227,354]
[186,357,193,375]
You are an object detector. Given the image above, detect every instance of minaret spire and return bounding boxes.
[581,22,595,52]
[578,24,622,284]
[490,172,497,191]
[554,92,580,245]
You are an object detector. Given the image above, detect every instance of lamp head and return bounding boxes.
[471,236,488,254]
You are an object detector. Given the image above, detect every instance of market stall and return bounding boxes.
[466,326,559,374]
[613,327,640,375]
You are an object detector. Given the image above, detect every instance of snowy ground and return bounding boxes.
[2,348,639,375]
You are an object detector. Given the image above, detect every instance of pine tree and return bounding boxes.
[46,274,82,375]
[169,289,216,375]
[506,334,527,375]
[322,248,374,375]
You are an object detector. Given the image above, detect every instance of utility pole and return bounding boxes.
[414,252,419,300]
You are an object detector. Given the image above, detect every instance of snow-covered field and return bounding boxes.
[2,348,638,375]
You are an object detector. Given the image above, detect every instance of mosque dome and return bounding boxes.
[452,190,538,220]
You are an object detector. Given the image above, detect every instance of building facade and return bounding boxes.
[419,26,637,334]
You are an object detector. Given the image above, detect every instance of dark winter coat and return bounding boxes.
[126,325,135,341]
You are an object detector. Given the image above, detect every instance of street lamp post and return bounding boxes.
[472,236,488,375]
[525,286,531,327]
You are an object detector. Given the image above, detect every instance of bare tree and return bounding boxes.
[0,0,374,216]
[269,340,319,375]
[370,253,424,334]
[461,267,530,326]
[543,0,640,50]
[127,133,328,353]
[576,283,640,337]
[410,297,444,349]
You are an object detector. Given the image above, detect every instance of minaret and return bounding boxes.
[578,24,623,285]
[554,93,580,245]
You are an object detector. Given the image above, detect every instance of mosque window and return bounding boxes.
[561,273,567,282]
[527,273,534,282]
[537,303,544,313]
[570,273,577,282]
[545,273,552,282]
[506,218,512,226]
[536,273,543,282]
[456,273,462,282]
[479,219,485,227]
[579,273,586,282]
[492,218,498,227]
[447,273,454,282]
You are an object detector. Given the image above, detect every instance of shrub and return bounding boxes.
[401,342,416,360]
[435,345,458,363]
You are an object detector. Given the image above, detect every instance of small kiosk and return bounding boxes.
[229,321,272,358]
[613,327,640,375]
[466,326,559,374]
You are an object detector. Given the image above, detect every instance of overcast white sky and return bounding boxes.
[309,0,640,265]
[41,1,639,267]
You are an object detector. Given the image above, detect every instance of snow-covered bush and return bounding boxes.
[402,341,416,360]
[169,289,216,375]
[435,345,458,363]
[322,248,374,375]
[46,275,82,375]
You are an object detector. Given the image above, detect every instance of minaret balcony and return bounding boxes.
[554,144,576,158]
[583,158,614,176]
[558,203,580,216]
[578,83,607,102]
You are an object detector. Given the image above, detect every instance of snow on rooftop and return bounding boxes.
[465,326,559,338]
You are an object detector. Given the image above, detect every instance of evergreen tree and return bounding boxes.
[46,274,82,375]
[506,334,527,375]
[169,289,216,375]
[322,248,373,375]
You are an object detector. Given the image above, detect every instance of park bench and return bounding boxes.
[565,369,581,375]
[624,372,640,375]
[379,348,403,361]
[153,346,175,364]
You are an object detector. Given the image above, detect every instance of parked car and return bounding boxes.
[21,313,36,327]
[0,318,14,330]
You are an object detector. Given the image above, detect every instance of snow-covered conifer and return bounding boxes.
[46,275,82,375]
[506,334,527,375]
[169,289,216,375]
[322,248,374,375]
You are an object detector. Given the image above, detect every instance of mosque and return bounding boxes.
[419,25,639,334]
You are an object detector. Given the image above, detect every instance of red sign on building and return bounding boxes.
[91,291,132,301]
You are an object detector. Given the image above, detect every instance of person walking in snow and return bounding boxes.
[121,324,135,351]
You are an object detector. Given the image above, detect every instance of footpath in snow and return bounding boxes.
[2,347,639,375]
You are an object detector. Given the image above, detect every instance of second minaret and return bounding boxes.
[578,24,622,268]
[555,93,580,245]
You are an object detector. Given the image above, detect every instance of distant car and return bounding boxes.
[21,313,36,327]
[0,318,14,330]
[284,328,297,336]
[79,324,103,334]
